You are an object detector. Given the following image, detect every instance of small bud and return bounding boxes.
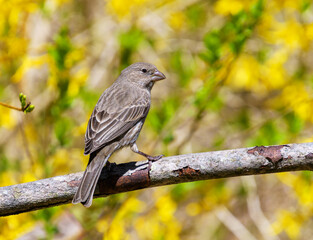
[19,93,27,109]
[25,105,35,113]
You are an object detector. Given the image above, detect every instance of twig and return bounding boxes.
[215,205,258,240]
[0,101,32,112]
[0,102,22,111]
[242,176,280,240]
[1,142,313,216]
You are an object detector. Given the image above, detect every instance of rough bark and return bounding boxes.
[1,142,313,217]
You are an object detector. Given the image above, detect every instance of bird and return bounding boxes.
[72,62,166,207]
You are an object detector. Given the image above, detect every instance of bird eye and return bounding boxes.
[141,68,147,73]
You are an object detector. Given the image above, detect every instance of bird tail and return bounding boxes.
[72,152,111,207]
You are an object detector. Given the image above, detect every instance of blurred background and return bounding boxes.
[1,0,313,239]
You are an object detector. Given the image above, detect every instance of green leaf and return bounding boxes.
[186,3,206,29]
[119,28,145,68]
[285,112,303,134]
[147,97,180,133]
[170,51,194,87]
[54,117,73,146]
[48,26,72,70]
[202,31,221,64]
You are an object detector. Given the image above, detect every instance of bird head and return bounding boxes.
[120,62,166,90]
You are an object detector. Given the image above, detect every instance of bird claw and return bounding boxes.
[147,154,164,162]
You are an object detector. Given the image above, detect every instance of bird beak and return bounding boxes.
[151,70,166,81]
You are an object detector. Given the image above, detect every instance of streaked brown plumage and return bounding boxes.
[72,62,166,207]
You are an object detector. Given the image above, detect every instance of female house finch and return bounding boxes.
[72,62,166,207]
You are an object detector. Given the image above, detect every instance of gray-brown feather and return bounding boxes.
[73,120,146,207]
[84,82,150,155]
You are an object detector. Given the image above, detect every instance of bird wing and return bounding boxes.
[84,93,150,155]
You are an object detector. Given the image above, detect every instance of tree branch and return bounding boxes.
[0,93,35,113]
[1,142,313,217]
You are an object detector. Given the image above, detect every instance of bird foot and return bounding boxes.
[147,154,164,172]
[147,154,164,162]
